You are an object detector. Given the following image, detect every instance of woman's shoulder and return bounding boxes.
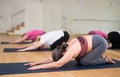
[82,35,92,39]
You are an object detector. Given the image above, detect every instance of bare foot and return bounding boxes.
[105,55,116,64]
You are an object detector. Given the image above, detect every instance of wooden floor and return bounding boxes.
[0,34,120,77]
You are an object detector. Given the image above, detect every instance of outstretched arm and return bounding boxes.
[19,41,38,49]
[26,43,78,70]
[26,50,74,70]
[18,42,44,51]
[24,57,54,66]
[26,39,80,70]
[10,35,27,44]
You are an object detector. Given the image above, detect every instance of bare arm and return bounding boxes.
[26,44,78,70]
[19,41,38,49]
[26,40,80,70]
[24,57,53,66]
[18,42,44,51]
[10,36,27,44]
[19,43,34,49]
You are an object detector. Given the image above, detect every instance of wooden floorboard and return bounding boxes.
[0,34,120,77]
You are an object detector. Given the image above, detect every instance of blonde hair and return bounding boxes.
[35,35,41,41]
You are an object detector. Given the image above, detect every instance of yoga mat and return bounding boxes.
[1,42,31,44]
[108,47,120,50]
[0,60,120,75]
[3,48,51,52]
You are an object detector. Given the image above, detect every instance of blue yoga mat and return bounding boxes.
[1,42,31,44]
[3,48,51,52]
[0,60,120,75]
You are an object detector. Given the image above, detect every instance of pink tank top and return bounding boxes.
[75,37,88,60]
[88,30,107,40]
[24,30,46,42]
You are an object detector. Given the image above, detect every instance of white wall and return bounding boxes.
[15,3,44,34]
[43,1,63,32]
[15,0,63,34]
[25,0,42,3]
[100,0,120,33]
[0,0,42,33]
[62,0,120,34]
[0,0,25,33]
[0,0,120,34]
[25,3,44,31]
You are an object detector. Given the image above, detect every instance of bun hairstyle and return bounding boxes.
[52,42,68,61]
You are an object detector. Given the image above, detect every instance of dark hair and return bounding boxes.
[50,31,70,50]
[108,31,120,48]
[52,42,68,61]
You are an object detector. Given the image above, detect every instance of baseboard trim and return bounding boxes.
[0,33,7,35]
